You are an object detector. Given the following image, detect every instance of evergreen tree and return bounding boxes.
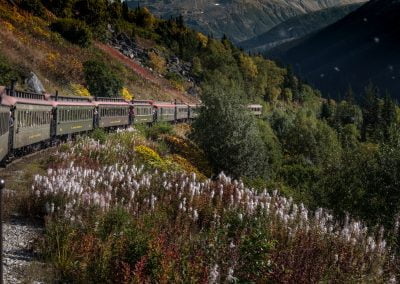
[320,100,333,121]
[382,93,397,141]
[362,83,382,141]
[344,85,355,104]
[122,0,129,20]
[191,81,269,179]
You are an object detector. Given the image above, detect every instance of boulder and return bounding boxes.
[26,72,45,94]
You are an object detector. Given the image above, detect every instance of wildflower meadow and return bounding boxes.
[27,129,399,283]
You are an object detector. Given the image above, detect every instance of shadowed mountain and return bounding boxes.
[127,0,366,43]
[272,0,400,99]
[239,3,362,53]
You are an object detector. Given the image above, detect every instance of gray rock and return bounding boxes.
[26,72,45,94]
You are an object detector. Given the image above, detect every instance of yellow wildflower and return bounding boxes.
[121,87,133,101]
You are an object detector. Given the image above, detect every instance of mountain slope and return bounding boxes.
[274,0,400,99]
[0,0,197,102]
[239,3,362,52]
[128,0,367,43]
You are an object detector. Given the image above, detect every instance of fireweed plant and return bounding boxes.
[29,129,398,283]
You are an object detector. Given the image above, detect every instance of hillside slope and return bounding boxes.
[128,0,366,42]
[273,0,400,99]
[0,0,197,102]
[239,3,362,52]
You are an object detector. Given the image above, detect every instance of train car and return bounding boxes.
[175,103,189,121]
[132,100,154,124]
[1,88,53,150]
[0,88,9,162]
[247,104,263,117]
[95,97,130,128]
[153,102,175,122]
[49,94,95,136]
[188,104,200,120]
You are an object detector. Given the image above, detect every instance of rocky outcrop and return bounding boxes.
[26,72,45,94]
[110,33,199,95]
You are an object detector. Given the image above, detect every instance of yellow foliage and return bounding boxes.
[239,54,258,79]
[70,83,91,97]
[268,86,282,102]
[170,80,185,92]
[121,87,133,101]
[33,26,50,38]
[135,145,165,166]
[148,51,166,74]
[3,21,14,32]
[138,7,156,29]
[170,154,206,180]
[196,32,208,48]
[163,135,212,177]
[47,51,59,62]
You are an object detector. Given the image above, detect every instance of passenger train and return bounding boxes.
[0,85,263,164]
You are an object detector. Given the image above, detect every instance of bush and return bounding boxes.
[145,122,173,140]
[83,60,123,98]
[0,56,21,86]
[50,18,92,47]
[19,0,46,17]
[90,128,107,144]
[147,51,166,74]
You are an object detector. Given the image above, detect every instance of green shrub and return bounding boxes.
[50,18,92,47]
[83,60,123,98]
[0,56,21,86]
[145,122,173,140]
[90,128,107,144]
[19,0,46,17]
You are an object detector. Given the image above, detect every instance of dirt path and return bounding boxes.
[3,217,45,283]
[0,149,55,283]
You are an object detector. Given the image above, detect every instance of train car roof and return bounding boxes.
[51,101,95,107]
[93,101,130,106]
[93,97,129,106]
[132,102,153,107]
[152,102,176,108]
[132,100,154,104]
[0,87,53,107]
